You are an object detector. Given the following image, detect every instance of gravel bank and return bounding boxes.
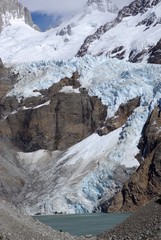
[0,201,81,240]
[96,200,161,240]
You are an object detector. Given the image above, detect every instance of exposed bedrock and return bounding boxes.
[104,108,161,212]
[96,97,140,136]
[0,74,107,152]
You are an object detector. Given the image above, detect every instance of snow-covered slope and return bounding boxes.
[87,1,161,61]
[0,0,118,64]
[18,124,141,214]
[1,0,161,64]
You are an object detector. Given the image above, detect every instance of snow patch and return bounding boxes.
[59,86,80,94]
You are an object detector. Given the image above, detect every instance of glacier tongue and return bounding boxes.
[18,104,147,215]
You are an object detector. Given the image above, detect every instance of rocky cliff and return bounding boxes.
[0,73,107,152]
[0,0,38,31]
[148,39,161,64]
[106,108,161,212]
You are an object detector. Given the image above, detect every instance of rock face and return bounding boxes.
[0,61,28,203]
[97,97,140,136]
[0,73,107,152]
[0,140,27,202]
[0,59,15,99]
[0,60,141,213]
[0,0,39,31]
[148,39,161,64]
[0,63,107,208]
[106,108,161,212]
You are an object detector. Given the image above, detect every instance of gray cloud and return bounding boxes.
[19,0,133,14]
[19,0,87,14]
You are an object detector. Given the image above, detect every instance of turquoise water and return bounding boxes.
[34,213,131,236]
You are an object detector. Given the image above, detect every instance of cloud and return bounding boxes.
[19,0,134,15]
[112,0,133,9]
[19,0,87,14]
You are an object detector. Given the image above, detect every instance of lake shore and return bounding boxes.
[0,199,161,240]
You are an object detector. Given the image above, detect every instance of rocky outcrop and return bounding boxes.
[0,140,27,202]
[0,0,39,32]
[148,39,161,64]
[77,0,161,57]
[97,97,140,136]
[0,59,16,99]
[0,74,107,152]
[106,108,161,212]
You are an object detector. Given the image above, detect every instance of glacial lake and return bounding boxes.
[34,212,131,236]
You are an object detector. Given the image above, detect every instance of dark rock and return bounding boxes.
[106,108,161,212]
[97,97,140,136]
[0,74,107,152]
[148,39,161,64]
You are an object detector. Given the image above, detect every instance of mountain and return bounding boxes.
[0,0,118,64]
[77,0,161,62]
[0,0,39,32]
[1,55,161,214]
[0,0,161,215]
[0,0,161,64]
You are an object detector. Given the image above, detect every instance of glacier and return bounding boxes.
[11,55,161,214]
[6,55,161,116]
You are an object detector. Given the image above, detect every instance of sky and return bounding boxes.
[31,13,62,31]
[19,0,87,31]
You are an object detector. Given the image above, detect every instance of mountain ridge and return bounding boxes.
[77,0,161,61]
